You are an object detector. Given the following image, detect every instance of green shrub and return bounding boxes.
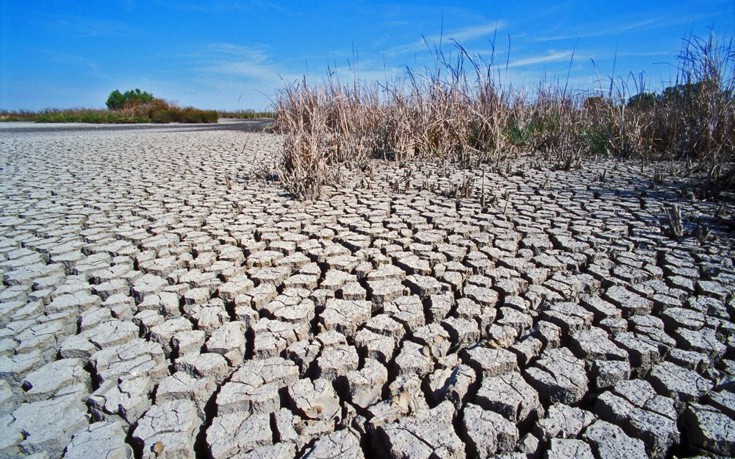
[176,107,218,123]
[106,88,155,110]
[150,108,173,123]
[218,110,275,119]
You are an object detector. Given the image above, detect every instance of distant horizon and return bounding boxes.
[2,1,734,111]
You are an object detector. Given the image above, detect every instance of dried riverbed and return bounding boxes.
[1,123,734,458]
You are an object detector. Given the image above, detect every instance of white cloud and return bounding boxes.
[175,42,297,109]
[507,50,575,68]
[389,21,506,55]
[194,43,279,80]
[434,21,507,43]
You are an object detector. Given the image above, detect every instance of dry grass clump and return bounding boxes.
[275,33,734,199]
[275,48,515,199]
[656,35,735,161]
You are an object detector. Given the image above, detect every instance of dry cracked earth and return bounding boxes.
[1,122,735,459]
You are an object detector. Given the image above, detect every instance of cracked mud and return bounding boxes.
[1,123,735,458]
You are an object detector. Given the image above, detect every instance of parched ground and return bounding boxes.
[1,124,734,458]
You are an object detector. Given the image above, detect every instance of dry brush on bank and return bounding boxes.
[2,89,219,124]
[275,33,735,200]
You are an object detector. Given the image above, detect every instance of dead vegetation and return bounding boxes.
[274,33,735,201]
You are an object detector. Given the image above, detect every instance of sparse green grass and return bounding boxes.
[275,33,735,200]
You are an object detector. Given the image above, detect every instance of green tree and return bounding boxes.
[626,92,657,110]
[106,88,155,110]
[106,90,125,110]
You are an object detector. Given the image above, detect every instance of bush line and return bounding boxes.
[1,100,218,124]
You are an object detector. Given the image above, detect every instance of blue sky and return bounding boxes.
[1,1,733,110]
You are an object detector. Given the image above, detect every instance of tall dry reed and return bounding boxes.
[274,33,734,199]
